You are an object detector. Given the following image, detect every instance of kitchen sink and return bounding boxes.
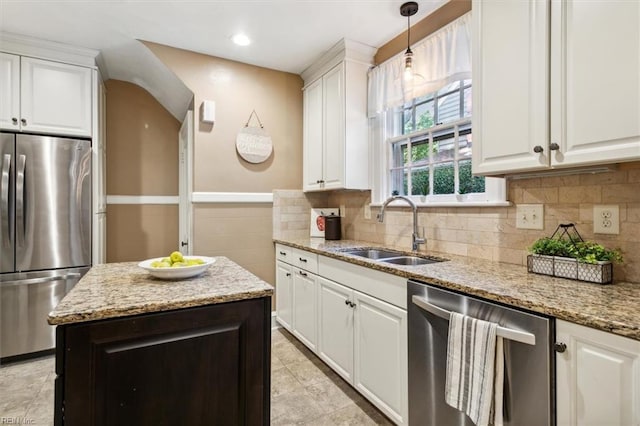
[341,248,404,260]
[341,248,447,266]
[381,256,443,266]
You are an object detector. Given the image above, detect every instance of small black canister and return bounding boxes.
[324,214,342,240]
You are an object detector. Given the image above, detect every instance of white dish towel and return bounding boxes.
[445,312,504,426]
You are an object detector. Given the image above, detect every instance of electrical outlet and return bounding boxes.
[516,204,544,230]
[593,205,619,234]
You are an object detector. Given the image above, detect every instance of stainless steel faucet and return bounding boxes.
[377,195,426,251]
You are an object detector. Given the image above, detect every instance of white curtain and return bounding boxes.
[368,12,472,117]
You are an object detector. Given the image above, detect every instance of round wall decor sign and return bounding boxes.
[236,126,273,164]
[236,110,273,164]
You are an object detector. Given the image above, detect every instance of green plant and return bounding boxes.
[529,238,623,264]
[573,241,623,264]
[528,238,574,257]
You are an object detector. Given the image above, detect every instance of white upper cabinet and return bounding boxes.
[549,1,640,167]
[0,53,93,137]
[303,78,324,190]
[473,0,640,175]
[0,53,20,130]
[301,39,374,192]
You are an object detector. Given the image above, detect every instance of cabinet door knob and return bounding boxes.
[549,143,560,151]
[286,272,291,277]
[533,145,544,153]
[20,118,27,125]
[554,342,567,353]
[11,117,18,124]
[344,299,349,306]
[349,301,356,308]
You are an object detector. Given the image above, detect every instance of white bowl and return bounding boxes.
[138,256,216,280]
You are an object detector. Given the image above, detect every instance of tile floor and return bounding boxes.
[0,327,392,425]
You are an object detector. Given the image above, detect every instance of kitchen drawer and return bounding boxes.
[318,255,406,309]
[291,248,318,274]
[275,244,293,264]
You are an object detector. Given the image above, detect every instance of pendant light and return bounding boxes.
[400,2,419,82]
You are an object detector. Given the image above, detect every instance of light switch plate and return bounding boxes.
[516,204,544,230]
[593,205,619,234]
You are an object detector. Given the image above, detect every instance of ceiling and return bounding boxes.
[0,0,447,120]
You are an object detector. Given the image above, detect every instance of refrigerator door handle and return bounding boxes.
[1,154,10,248]
[1,273,81,287]
[16,154,25,248]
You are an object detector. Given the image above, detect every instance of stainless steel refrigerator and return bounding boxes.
[1,133,91,362]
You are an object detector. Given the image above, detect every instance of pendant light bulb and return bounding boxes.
[404,48,414,81]
[400,2,419,83]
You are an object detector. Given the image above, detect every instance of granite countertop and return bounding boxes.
[275,238,640,341]
[48,256,274,325]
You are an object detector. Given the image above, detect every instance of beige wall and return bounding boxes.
[105,79,180,262]
[143,42,304,291]
[105,80,179,195]
[274,162,640,283]
[107,204,179,263]
[143,41,303,193]
[193,204,275,295]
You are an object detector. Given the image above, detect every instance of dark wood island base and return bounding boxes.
[54,297,271,425]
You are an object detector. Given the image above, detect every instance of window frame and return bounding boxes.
[370,83,507,207]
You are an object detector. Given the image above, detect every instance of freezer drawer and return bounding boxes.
[0,267,88,360]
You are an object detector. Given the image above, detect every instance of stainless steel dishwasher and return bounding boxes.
[408,280,555,426]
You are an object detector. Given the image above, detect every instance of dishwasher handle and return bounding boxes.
[411,295,536,346]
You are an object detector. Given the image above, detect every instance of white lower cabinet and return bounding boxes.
[318,277,354,382]
[556,319,640,426]
[275,245,409,425]
[275,261,293,331]
[353,290,407,425]
[317,270,408,425]
[292,269,318,351]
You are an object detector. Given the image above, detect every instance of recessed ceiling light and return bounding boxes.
[232,33,251,46]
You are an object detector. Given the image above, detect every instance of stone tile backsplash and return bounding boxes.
[274,161,640,283]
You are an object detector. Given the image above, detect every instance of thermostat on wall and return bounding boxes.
[200,100,215,124]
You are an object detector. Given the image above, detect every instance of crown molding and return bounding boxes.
[0,32,98,68]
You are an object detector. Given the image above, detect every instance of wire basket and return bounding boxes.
[527,224,614,285]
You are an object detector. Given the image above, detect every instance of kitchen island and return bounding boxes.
[48,257,273,426]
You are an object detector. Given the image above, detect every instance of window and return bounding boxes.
[378,80,505,205]
[367,12,505,206]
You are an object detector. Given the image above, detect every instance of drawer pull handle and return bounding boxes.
[286,273,291,277]
[299,271,307,277]
[299,257,307,263]
[279,251,287,256]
